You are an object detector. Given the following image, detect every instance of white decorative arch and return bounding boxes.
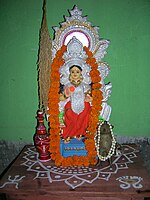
[51,5,112,121]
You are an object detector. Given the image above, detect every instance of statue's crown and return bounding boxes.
[63,36,87,65]
[59,37,91,85]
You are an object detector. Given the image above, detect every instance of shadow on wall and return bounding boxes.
[0,140,32,177]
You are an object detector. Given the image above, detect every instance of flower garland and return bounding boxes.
[48,45,103,166]
[94,121,116,161]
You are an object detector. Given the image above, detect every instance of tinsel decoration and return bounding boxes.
[38,0,52,114]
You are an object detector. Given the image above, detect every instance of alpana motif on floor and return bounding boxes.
[20,144,140,189]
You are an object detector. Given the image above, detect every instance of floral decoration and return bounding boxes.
[48,45,103,166]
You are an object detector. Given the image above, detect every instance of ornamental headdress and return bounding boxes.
[59,36,91,85]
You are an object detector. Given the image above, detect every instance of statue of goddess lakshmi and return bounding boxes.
[60,65,92,143]
[47,6,112,166]
[59,38,93,143]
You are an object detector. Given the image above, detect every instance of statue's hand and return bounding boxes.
[64,87,71,97]
[85,94,93,102]
[59,93,66,101]
[64,86,75,97]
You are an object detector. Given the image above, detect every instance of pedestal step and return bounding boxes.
[60,138,87,157]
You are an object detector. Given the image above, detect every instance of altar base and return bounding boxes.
[0,144,150,200]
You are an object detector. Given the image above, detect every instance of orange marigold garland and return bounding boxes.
[84,46,103,165]
[48,45,103,166]
[48,45,66,162]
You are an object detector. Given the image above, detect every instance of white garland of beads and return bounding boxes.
[94,121,116,161]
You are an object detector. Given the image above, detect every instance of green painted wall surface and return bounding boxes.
[0,0,150,141]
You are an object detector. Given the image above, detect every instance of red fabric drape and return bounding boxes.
[62,101,91,139]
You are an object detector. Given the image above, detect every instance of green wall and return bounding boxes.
[0,0,150,142]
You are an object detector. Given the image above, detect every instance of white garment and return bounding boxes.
[59,82,91,114]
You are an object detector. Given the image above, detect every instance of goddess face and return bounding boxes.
[69,66,82,81]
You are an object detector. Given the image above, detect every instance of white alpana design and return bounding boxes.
[13,145,139,189]
[0,175,25,189]
[116,176,143,189]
